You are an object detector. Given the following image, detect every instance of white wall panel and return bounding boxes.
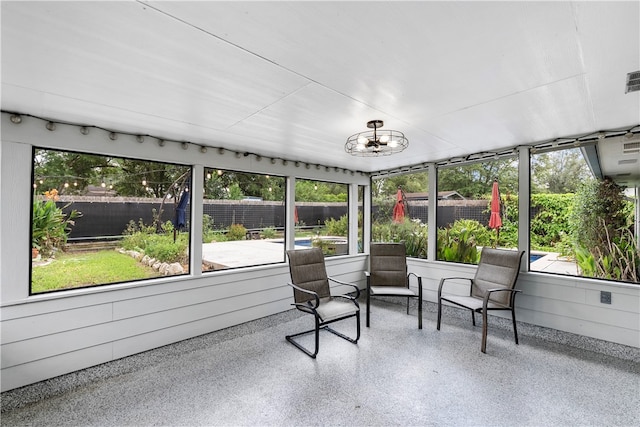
[2,321,117,368]
[0,344,113,392]
[112,298,292,360]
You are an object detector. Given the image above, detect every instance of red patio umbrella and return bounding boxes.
[488,179,502,247]
[392,188,406,223]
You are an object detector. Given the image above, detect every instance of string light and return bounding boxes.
[5,112,361,176]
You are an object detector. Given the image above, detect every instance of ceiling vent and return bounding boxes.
[625,70,640,93]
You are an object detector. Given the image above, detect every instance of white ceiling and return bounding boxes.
[1,1,639,176]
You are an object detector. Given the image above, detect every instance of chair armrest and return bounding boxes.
[438,277,472,298]
[482,288,522,309]
[287,282,320,309]
[328,276,361,300]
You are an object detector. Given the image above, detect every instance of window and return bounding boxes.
[436,158,518,264]
[295,179,348,256]
[202,168,286,271]
[31,148,191,294]
[371,171,428,258]
[530,147,638,283]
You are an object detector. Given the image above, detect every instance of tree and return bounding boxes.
[204,170,285,201]
[114,159,188,198]
[531,149,592,194]
[295,180,347,202]
[33,149,112,194]
[372,172,428,202]
[438,159,518,198]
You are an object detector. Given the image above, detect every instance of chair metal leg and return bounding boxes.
[436,299,442,330]
[471,310,476,326]
[366,289,371,327]
[512,308,519,345]
[286,313,360,358]
[285,316,321,358]
[481,309,488,353]
[418,296,422,330]
[406,296,410,315]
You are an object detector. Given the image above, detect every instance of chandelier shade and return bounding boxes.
[345,120,408,156]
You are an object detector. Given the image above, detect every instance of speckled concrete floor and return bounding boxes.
[2,300,639,426]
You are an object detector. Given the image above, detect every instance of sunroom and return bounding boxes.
[1,1,639,420]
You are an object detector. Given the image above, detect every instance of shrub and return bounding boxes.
[227,224,247,241]
[261,227,277,239]
[121,218,188,264]
[569,178,638,281]
[436,219,487,264]
[372,218,428,259]
[143,235,188,264]
[530,193,574,251]
[325,214,348,236]
[32,189,81,257]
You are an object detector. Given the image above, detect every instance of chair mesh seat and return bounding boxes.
[316,297,360,322]
[441,295,509,310]
[370,286,417,297]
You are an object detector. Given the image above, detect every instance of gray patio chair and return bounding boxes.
[366,242,423,329]
[286,248,360,358]
[437,247,525,353]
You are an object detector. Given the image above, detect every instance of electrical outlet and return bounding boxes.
[600,291,612,304]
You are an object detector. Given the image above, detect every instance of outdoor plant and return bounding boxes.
[325,214,348,236]
[436,219,485,264]
[530,193,574,251]
[574,221,638,282]
[311,236,335,255]
[227,223,247,241]
[32,189,81,257]
[570,178,638,282]
[372,218,428,258]
[143,234,188,264]
[121,217,188,264]
[261,227,277,239]
[403,219,428,259]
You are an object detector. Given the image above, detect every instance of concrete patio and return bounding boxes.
[202,240,579,275]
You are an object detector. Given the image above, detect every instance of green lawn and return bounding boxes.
[31,250,161,293]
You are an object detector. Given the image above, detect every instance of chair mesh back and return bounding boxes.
[287,248,331,304]
[369,243,408,287]
[472,248,523,306]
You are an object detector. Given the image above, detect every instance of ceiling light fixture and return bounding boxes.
[345,120,408,156]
